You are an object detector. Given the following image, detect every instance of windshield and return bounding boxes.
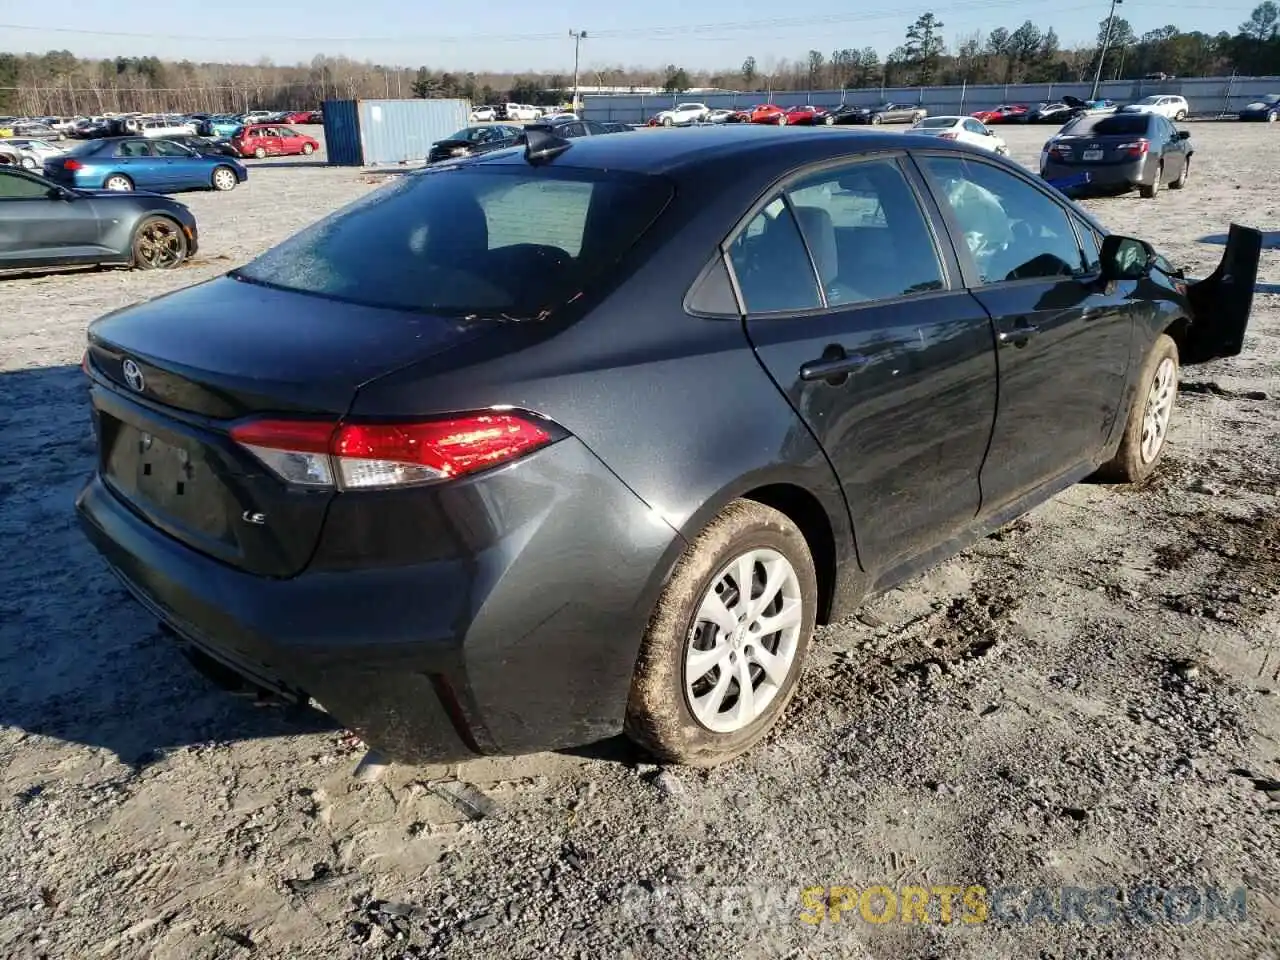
[233,166,675,317]
[1135,96,1161,105]
[1063,114,1151,136]
[916,117,955,128]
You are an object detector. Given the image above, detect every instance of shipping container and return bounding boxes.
[322,98,471,166]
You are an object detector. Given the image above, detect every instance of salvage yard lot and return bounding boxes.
[1,123,1278,959]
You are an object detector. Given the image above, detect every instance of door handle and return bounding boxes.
[800,347,868,383]
[997,318,1040,347]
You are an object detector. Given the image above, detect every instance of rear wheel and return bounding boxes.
[823,114,835,125]
[1138,162,1163,198]
[1170,155,1191,189]
[253,146,267,159]
[131,216,188,270]
[1095,335,1179,483]
[624,500,818,766]
[20,156,36,169]
[1174,109,1187,121]
[103,173,133,192]
[211,166,238,191]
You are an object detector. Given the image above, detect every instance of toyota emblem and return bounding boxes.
[121,358,145,393]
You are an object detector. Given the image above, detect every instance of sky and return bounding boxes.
[0,0,1265,73]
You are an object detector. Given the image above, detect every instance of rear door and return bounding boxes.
[275,126,303,153]
[1152,115,1186,180]
[734,153,999,579]
[913,151,1134,512]
[0,167,104,265]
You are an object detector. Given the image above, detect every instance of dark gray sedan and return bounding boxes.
[1040,111,1193,198]
[76,126,1257,767]
[0,166,198,274]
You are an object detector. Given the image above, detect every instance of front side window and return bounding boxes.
[1075,218,1102,274]
[0,169,51,199]
[152,140,193,158]
[234,167,674,317]
[963,119,987,135]
[920,154,1085,284]
[783,158,945,306]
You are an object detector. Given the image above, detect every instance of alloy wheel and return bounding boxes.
[134,218,185,269]
[212,167,237,191]
[104,175,132,191]
[1140,357,1176,463]
[684,548,804,734]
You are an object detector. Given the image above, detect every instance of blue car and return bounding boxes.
[43,136,248,194]
[1238,93,1280,121]
[208,116,245,138]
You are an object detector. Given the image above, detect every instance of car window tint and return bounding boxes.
[784,158,945,306]
[117,140,152,157]
[153,140,191,157]
[963,119,986,134]
[0,170,50,198]
[921,155,1084,284]
[233,168,673,316]
[728,198,823,313]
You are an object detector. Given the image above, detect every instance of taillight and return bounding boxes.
[63,158,82,170]
[1118,140,1150,157]
[1047,142,1070,158]
[229,412,555,490]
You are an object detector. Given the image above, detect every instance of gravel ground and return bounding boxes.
[1,123,1278,960]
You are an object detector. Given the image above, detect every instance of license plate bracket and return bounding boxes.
[1082,149,1104,161]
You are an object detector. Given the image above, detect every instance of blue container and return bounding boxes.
[321,98,471,166]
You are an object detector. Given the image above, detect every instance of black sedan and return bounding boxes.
[162,134,241,158]
[427,124,524,163]
[1024,96,1089,125]
[1237,93,1280,121]
[0,165,197,274]
[1041,111,1193,198]
[75,126,1258,767]
[833,101,927,124]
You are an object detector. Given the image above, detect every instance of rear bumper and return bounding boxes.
[1040,158,1149,190]
[77,437,685,763]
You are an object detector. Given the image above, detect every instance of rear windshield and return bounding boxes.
[915,117,955,128]
[233,166,674,317]
[1063,114,1151,136]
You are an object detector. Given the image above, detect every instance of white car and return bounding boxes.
[906,116,1009,154]
[504,103,540,121]
[652,102,711,126]
[139,118,196,138]
[470,105,497,122]
[0,137,65,169]
[1119,95,1189,121]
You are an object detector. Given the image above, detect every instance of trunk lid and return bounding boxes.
[85,275,501,577]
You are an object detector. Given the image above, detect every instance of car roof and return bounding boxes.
[473,124,982,176]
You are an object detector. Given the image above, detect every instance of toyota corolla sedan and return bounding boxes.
[76,126,1260,767]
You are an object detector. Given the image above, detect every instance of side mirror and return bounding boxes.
[48,186,75,201]
[1177,130,1191,140]
[1100,234,1155,281]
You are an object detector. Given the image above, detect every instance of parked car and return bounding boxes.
[1118,95,1189,121]
[2,121,64,141]
[651,103,711,126]
[73,125,1259,767]
[161,134,241,158]
[598,121,634,133]
[1023,98,1089,125]
[783,105,838,126]
[1237,93,1280,121]
[428,124,525,163]
[138,118,197,138]
[521,116,616,139]
[906,116,1008,154]
[0,165,198,273]
[43,137,248,193]
[1040,111,1193,198]
[503,103,541,121]
[834,102,926,124]
[470,106,498,122]
[241,111,275,124]
[0,137,65,169]
[706,109,737,123]
[970,104,1028,124]
[738,103,786,125]
[207,116,245,138]
[231,124,320,159]
[284,111,318,125]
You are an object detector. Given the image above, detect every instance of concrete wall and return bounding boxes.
[580,76,1280,124]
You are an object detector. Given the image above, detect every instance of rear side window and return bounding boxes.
[233,167,674,317]
[728,198,823,313]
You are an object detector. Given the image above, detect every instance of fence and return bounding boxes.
[580,75,1280,124]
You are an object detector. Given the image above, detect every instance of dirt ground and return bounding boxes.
[1,123,1277,960]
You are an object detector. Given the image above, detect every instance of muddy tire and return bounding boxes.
[1139,163,1162,198]
[624,500,817,767]
[1095,334,1179,483]
[131,215,188,270]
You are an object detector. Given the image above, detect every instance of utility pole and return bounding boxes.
[570,29,587,112]
[1090,0,1123,101]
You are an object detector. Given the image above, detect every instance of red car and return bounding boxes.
[232,124,320,159]
[970,104,1028,124]
[745,104,787,125]
[783,105,837,126]
[284,111,321,124]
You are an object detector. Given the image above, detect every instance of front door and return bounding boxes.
[0,168,103,266]
[913,151,1134,513]
[734,153,999,577]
